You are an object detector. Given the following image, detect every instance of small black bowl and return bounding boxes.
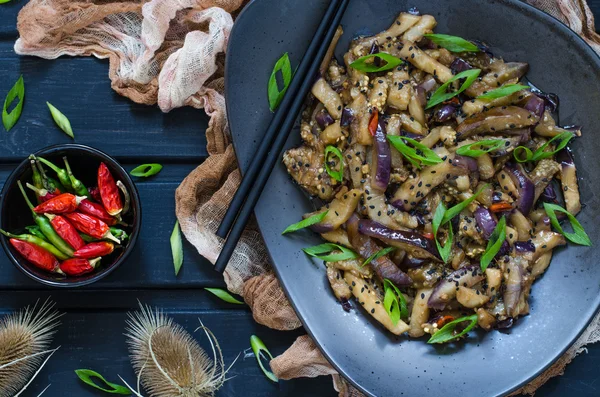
[0,144,141,287]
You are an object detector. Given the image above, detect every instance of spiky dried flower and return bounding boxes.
[125,303,234,397]
[0,300,61,397]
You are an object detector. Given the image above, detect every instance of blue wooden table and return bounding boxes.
[0,1,598,396]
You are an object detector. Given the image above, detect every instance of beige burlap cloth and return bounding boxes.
[13,0,600,395]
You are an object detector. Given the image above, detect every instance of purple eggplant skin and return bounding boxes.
[556,147,582,215]
[453,155,478,173]
[456,106,537,139]
[369,41,381,67]
[315,111,334,129]
[415,86,427,107]
[539,183,558,203]
[340,107,355,127]
[341,299,352,312]
[407,6,420,15]
[346,215,412,287]
[416,76,437,93]
[434,104,457,123]
[450,58,473,74]
[371,120,391,192]
[474,206,496,239]
[524,95,545,121]
[531,87,559,113]
[427,265,485,311]
[504,163,535,215]
[495,318,514,330]
[357,219,441,261]
[401,255,429,269]
[515,241,535,253]
[504,257,524,317]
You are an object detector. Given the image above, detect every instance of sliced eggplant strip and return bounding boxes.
[456,106,537,139]
[386,68,412,110]
[427,265,485,310]
[321,229,352,248]
[456,286,490,308]
[396,39,453,82]
[320,121,344,145]
[344,271,410,335]
[557,148,581,215]
[466,62,529,97]
[356,12,421,50]
[330,257,373,278]
[461,90,531,116]
[476,153,495,180]
[316,189,362,230]
[408,288,433,337]
[529,158,561,203]
[327,266,352,301]
[312,78,343,119]
[531,251,552,279]
[402,15,438,44]
[347,93,372,145]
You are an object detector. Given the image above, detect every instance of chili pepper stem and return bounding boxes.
[37,157,61,174]
[37,157,73,192]
[63,157,90,197]
[104,231,121,244]
[44,213,56,221]
[26,182,49,198]
[17,180,35,211]
[89,257,101,269]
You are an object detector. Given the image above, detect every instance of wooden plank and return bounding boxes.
[0,301,337,397]
[0,1,20,36]
[0,164,226,289]
[0,43,210,162]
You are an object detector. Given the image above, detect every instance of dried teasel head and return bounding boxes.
[0,300,61,397]
[125,303,234,397]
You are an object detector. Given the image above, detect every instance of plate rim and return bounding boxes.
[225,1,600,395]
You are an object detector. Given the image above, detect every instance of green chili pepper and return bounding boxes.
[25,225,49,242]
[109,227,129,241]
[0,229,70,261]
[29,158,44,203]
[35,158,66,193]
[17,180,74,257]
[63,156,90,198]
[37,157,74,193]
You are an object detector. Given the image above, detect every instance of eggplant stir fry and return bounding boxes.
[281,11,590,343]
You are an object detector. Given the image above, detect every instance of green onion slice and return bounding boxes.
[47,102,74,139]
[383,279,408,326]
[303,243,358,262]
[130,163,163,177]
[426,69,481,109]
[171,220,183,276]
[282,211,328,235]
[75,369,131,395]
[324,145,344,182]
[432,202,453,263]
[476,84,530,100]
[514,131,574,163]
[362,246,395,267]
[250,335,278,382]
[204,288,245,304]
[456,139,505,157]
[2,75,24,132]
[427,314,478,344]
[387,135,443,168]
[268,52,293,112]
[543,203,591,246]
[349,53,403,73]
[441,184,490,224]
[424,34,479,53]
[480,216,506,271]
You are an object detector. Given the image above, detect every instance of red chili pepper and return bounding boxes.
[26,183,59,202]
[78,199,117,225]
[9,238,62,274]
[435,315,455,328]
[89,186,102,202]
[59,257,101,276]
[368,109,379,136]
[489,202,513,212]
[33,193,83,214]
[73,241,114,258]
[47,214,86,251]
[422,232,435,240]
[63,212,120,242]
[98,163,123,216]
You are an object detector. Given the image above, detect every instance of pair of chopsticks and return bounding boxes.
[214,0,350,272]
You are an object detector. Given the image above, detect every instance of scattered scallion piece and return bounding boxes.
[349,53,403,73]
[383,279,408,326]
[75,369,131,395]
[171,220,183,276]
[424,33,479,53]
[362,246,395,267]
[441,184,490,224]
[2,75,24,132]
[324,145,344,182]
[303,243,358,262]
[47,102,74,139]
[268,53,292,112]
[282,211,328,235]
[204,288,245,305]
[456,139,505,157]
[480,216,506,271]
[514,131,573,163]
[543,203,591,246]
[250,335,278,382]
[130,163,163,178]
[387,135,443,169]
[427,314,478,344]
[426,69,481,109]
[432,202,453,263]
[476,84,529,100]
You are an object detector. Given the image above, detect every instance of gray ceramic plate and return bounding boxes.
[225,1,600,395]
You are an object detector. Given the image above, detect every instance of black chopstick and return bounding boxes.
[215,0,350,273]
[216,0,345,239]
